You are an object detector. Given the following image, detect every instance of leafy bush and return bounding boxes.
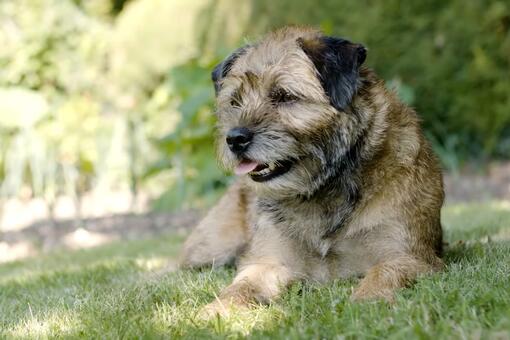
[146,60,228,211]
[0,0,114,206]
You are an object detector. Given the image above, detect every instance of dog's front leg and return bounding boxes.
[200,220,302,317]
[180,181,250,268]
[201,262,293,316]
[352,254,444,302]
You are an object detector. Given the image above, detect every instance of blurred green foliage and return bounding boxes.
[148,60,227,210]
[0,0,509,212]
[0,0,114,210]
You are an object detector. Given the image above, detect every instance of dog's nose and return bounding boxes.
[226,127,253,154]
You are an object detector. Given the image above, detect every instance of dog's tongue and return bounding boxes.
[234,160,259,175]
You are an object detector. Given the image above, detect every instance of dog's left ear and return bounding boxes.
[212,45,249,95]
[298,36,366,111]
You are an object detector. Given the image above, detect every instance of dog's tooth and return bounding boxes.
[250,165,275,176]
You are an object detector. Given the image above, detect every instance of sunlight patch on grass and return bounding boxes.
[62,228,116,250]
[0,241,37,263]
[151,301,283,337]
[135,257,175,271]
[6,310,80,339]
[493,228,510,242]
[442,200,510,241]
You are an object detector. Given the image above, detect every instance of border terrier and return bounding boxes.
[180,27,444,315]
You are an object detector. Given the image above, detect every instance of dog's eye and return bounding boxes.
[230,91,242,108]
[270,88,297,104]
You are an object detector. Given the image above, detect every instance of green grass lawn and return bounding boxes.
[1,203,510,339]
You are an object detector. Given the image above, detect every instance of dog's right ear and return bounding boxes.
[212,46,249,95]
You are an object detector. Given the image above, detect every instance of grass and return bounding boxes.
[1,202,510,339]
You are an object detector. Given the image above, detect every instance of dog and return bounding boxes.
[180,27,444,316]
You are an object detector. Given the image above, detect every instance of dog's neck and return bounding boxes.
[257,74,392,239]
[255,126,364,242]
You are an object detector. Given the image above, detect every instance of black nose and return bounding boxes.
[226,127,253,154]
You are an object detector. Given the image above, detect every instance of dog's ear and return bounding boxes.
[212,46,249,95]
[298,36,366,111]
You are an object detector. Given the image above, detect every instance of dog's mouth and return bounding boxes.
[234,159,293,182]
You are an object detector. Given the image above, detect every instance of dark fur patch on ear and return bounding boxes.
[298,36,367,111]
[212,46,249,95]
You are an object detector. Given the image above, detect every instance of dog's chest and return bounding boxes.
[259,198,345,257]
[255,198,379,279]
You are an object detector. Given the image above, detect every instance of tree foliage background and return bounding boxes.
[1,0,509,212]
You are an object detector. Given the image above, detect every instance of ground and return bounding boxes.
[1,202,509,339]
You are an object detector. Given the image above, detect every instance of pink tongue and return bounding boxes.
[234,160,259,175]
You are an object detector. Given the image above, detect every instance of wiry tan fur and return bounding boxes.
[180,27,444,316]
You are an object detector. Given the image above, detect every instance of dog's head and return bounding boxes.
[212,27,368,197]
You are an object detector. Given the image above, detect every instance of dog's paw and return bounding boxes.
[198,301,229,320]
[351,285,395,303]
[198,300,248,320]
